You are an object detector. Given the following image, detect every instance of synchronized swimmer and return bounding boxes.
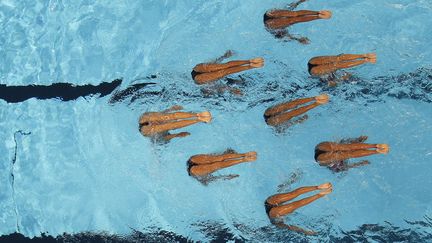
[265,182,332,235]
[308,53,377,85]
[187,150,257,184]
[192,56,264,85]
[264,94,329,127]
[264,2,332,44]
[139,105,211,142]
[315,136,390,172]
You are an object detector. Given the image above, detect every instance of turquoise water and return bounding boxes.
[1,0,432,241]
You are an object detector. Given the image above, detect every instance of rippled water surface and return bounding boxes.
[1,0,432,242]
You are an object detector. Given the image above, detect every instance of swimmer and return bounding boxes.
[265,182,333,235]
[315,136,389,172]
[188,149,257,184]
[264,0,332,44]
[192,53,264,85]
[139,105,211,142]
[308,53,376,85]
[264,94,329,127]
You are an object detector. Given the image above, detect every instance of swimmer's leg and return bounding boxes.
[193,60,250,73]
[317,148,386,164]
[194,62,264,85]
[141,116,210,136]
[190,151,256,165]
[319,142,377,152]
[189,153,257,177]
[140,111,198,124]
[330,59,370,71]
[275,10,319,18]
[266,185,326,206]
[265,97,315,117]
[266,100,324,126]
[268,187,332,218]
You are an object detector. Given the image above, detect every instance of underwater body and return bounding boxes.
[1,0,432,242]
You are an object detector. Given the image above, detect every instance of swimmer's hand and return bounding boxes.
[298,37,310,45]
[315,94,330,104]
[376,144,389,154]
[170,105,183,111]
[197,111,212,123]
[176,132,190,138]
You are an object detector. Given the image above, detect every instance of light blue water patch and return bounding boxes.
[1,0,432,241]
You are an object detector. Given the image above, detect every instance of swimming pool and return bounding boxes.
[1,0,432,242]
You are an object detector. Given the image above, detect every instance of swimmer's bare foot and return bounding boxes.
[376,144,389,154]
[318,10,332,19]
[244,151,258,161]
[365,53,377,64]
[318,187,333,196]
[317,182,332,190]
[250,57,264,68]
[197,111,212,123]
[315,94,330,104]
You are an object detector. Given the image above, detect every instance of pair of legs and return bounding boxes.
[264,9,332,30]
[308,53,377,77]
[139,105,212,141]
[188,150,257,178]
[265,182,332,235]
[264,94,329,127]
[192,58,264,85]
[315,136,389,168]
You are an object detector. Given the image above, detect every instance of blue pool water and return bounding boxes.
[1,0,432,242]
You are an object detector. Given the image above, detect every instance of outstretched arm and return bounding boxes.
[339,136,368,144]
[163,132,190,141]
[346,160,370,169]
[199,174,239,185]
[273,220,317,235]
[287,0,308,10]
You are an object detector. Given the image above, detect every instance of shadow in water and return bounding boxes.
[0,79,122,103]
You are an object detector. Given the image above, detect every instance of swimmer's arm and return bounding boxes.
[163,105,183,113]
[340,136,368,144]
[321,73,337,87]
[273,221,317,235]
[200,174,239,185]
[288,114,309,126]
[276,30,310,44]
[287,0,308,10]
[163,132,190,141]
[346,160,370,169]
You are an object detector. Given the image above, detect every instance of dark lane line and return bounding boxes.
[0,79,122,103]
